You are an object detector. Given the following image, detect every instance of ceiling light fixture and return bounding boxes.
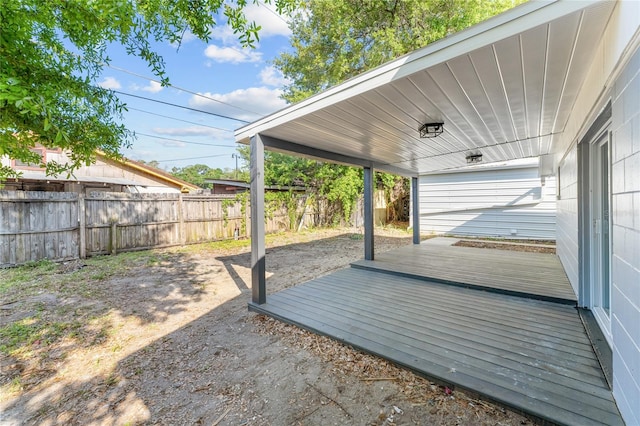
[466,151,483,164]
[419,122,444,138]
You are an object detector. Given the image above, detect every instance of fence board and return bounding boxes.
[1,191,322,267]
[0,191,79,266]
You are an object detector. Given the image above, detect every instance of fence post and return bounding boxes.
[178,194,186,245]
[78,194,86,259]
[110,221,117,255]
[245,197,251,238]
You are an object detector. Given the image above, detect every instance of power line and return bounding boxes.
[126,106,234,132]
[113,90,250,123]
[155,153,232,163]
[135,131,237,147]
[258,1,289,24]
[107,64,263,117]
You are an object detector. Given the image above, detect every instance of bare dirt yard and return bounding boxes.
[1,228,532,425]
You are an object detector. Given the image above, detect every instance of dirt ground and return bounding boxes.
[1,228,532,425]
[454,240,555,254]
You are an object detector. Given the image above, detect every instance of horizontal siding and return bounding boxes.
[419,166,556,239]
[611,42,640,426]
[556,147,579,296]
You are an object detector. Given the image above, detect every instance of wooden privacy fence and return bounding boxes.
[0,191,315,267]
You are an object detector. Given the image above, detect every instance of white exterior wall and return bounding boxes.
[610,44,640,426]
[419,164,556,240]
[554,2,640,423]
[556,148,579,295]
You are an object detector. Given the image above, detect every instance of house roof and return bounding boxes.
[235,0,616,176]
[204,178,306,192]
[96,152,200,192]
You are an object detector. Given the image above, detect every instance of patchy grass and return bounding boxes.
[1,259,58,295]
[0,250,167,367]
[0,316,82,356]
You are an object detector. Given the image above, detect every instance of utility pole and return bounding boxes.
[232,153,239,179]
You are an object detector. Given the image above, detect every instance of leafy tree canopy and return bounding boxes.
[274,0,525,103]
[0,0,294,179]
[170,163,226,188]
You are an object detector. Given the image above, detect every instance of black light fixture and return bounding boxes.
[465,151,483,164]
[419,122,444,138]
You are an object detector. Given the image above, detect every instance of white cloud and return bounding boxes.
[130,81,164,93]
[189,87,287,122]
[204,45,262,64]
[209,3,290,43]
[170,29,197,48]
[151,126,229,138]
[259,66,290,87]
[209,25,238,45]
[142,81,163,93]
[243,3,291,38]
[97,76,121,90]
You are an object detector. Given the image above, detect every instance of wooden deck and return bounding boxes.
[352,241,576,304]
[250,243,622,426]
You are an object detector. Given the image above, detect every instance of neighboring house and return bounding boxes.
[1,149,198,194]
[236,1,640,423]
[203,178,306,196]
[419,158,557,239]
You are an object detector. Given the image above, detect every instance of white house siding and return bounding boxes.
[556,148,579,296]
[555,2,640,422]
[419,164,556,240]
[611,44,640,426]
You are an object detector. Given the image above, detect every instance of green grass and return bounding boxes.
[0,315,82,356]
[1,259,58,295]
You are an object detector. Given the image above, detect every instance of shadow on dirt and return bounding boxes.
[1,232,413,425]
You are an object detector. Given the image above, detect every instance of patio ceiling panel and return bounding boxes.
[359,89,457,156]
[521,25,548,140]
[548,4,613,134]
[235,1,616,175]
[446,55,507,146]
[493,36,528,142]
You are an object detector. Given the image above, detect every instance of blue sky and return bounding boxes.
[96,3,292,173]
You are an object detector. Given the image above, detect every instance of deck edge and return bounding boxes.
[350,260,577,305]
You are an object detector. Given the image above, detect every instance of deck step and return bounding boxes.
[351,244,577,305]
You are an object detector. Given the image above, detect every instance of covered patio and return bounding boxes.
[249,240,622,425]
[234,1,625,424]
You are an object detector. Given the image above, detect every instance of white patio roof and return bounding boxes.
[235,0,615,176]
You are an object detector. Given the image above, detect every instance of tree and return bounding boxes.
[0,0,294,179]
[274,0,524,103]
[170,164,224,188]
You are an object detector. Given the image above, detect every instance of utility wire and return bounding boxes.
[107,64,263,117]
[114,90,250,123]
[126,106,234,132]
[258,0,289,24]
[155,153,232,163]
[135,131,237,147]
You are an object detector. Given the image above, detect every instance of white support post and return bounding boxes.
[364,166,374,260]
[412,176,420,244]
[250,134,266,304]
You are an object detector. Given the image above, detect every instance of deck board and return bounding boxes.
[250,244,623,426]
[351,243,576,303]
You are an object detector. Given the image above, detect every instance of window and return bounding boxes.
[12,147,46,170]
